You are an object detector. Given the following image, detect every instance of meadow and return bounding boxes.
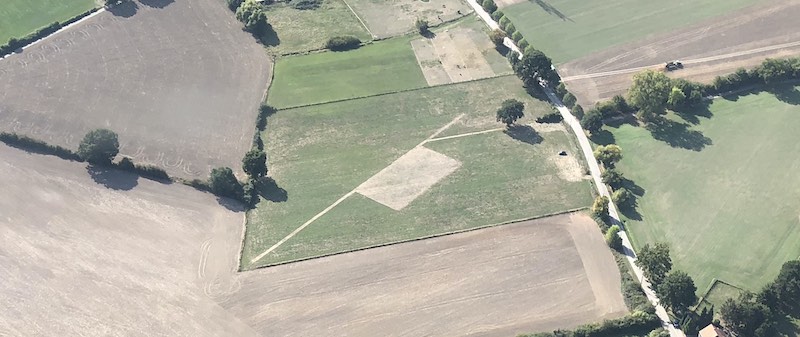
[263,0,371,55]
[0,0,96,43]
[500,0,759,63]
[267,35,427,108]
[242,75,593,268]
[608,86,800,292]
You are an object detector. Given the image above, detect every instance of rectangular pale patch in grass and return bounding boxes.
[356,147,461,210]
[267,36,427,108]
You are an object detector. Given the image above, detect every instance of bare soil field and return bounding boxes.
[348,0,472,38]
[412,25,502,85]
[220,212,627,337]
[0,145,624,336]
[0,0,272,178]
[560,0,800,106]
[0,144,254,336]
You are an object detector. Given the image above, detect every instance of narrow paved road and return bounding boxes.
[463,1,686,336]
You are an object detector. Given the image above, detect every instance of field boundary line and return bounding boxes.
[0,7,105,61]
[245,207,588,270]
[339,0,375,38]
[274,74,516,111]
[248,114,464,265]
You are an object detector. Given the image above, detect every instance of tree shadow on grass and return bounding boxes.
[257,178,288,203]
[646,117,712,151]
[108,1,138,18]
[621,177,645,197]
[673,102,713,125]
[138,0,175,8]
[258,24,280,47]
[532,0,573,22]
[769,84,800,105]
[503,124,543,145]
[87,165,138,191]
[617,199,643,221]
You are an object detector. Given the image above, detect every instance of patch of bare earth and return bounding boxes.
[0,145,253,336]
[412,27,500,85]
[348,0,472,38]
[0,0,272,178]
[218,212,627,337]
[559,0,800,106]
[356,147,461,210]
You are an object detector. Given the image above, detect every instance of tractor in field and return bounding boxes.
[665,60,684,71]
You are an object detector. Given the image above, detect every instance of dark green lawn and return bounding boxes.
[0,0,96,44]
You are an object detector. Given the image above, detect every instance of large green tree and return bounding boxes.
[242,149,267,179]
[580,110,603,133]
[236,0,269,37]
[593,144,622,166]
[78,128,119,165]
[628,70,671,121]
[636,242,672,285]
[720,294,774,337]
[496,99,525,126]
[209,167,243,200]
[657,270,697,313]
[513,48,560,87]
[772,260,800,313]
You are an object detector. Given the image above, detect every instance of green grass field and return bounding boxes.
[608,86,800,292]
[267,35,427,108]
[264,0,371,55]
[0,0,96,44]
[501,0,758,63]
[241,75,593,269]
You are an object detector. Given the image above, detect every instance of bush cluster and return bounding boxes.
[481,0,497,14]
[325,35,361,51]
[520,311,660,337]
[710,57,800,94]
[0,9,97,57]
[118,161,170,181]
[292,0,322,10]
[0,132,82,161]
[535,111,562,123]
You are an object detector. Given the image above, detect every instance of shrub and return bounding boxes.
[498,16,511,29]
[488,29,506,46]
[535,111,562,123]
[491,10,504,21]
[242,179,259,207]
[0,132,82,161]
[591,196,609,219]
[605,225,623,251]
[325,35,361,51]
[572,104,584,120]
[504,23,516,35]
[511,31,523,43]
[594,144,622,167]
[562,92,577,108]
[517,39,529,51]
[415,18,430,35]
[481,0,497,13]
[554,82,567,99]
[601,168,623,188]
[118,157,135,170]
[209,167,244,200]
[236,0,270,37]
[78,129,120,165]
[612,187,634,206]
[226,0,243,11]
[580,110,603,133]
[133,164,170,181]
[292,0,322,9]
[256,104,276,131]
